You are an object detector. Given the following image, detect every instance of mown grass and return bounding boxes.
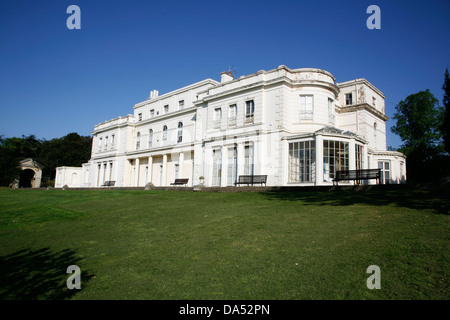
[0,188,448,300]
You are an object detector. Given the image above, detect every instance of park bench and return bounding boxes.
[333,169,381,185]
[102,181,115,187]
[235,175,267,186]
[170,178,189,186]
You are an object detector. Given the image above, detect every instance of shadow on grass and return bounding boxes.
[260,186,450,215]
[0,248,94,300]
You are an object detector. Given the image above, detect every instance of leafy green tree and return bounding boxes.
[391,90,445,182]
[0,133,92,186]
[37,133,92,181]
[0,135,41,186]
[442,68,450,154]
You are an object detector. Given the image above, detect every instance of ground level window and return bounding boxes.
[227,146,237,186]
[288,141,315,183]
[323,140,349,182]
[212,149,222,186]
[355,144,364,170]
[244,144,254,175]
[378,161,390,184]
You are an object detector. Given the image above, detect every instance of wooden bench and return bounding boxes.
[333,169,381,185]
[235,175,267,186]
[102,181,115,187]
[170,178,189,186]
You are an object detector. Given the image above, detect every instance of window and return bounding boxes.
[245,100,254,123]
[328,98,335,124]
[179,100,184,110]
[244,144,254,175]
[105,136,108,147]
[300,95,314,120]
[227,146,238,186]
[289,141,315,183]
[372,97,376,107]
[111,135,115,148]
[355,144,364,170]
[212,149,222,186]
[228,104,237,126]
[378,161,390,184]
[136,132,141,150]
[138,113,142,121]
[150,109,155,118]
[162,125,168,144]
[148,129,153,148]
[323,140,349,182]
[99,137,102,150]
[164,105,169,114]
[345,93,353,105]
[177,122,183,143]
[214,108,222,128]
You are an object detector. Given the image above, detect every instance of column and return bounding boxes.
[349,138,356,185]
[179,152,184,178]
[315,134,323,185]
[147,156,153,184]
[134,158,140,186]
[349,139,356,171]
[237,143,245,177]
[162,154,167,186]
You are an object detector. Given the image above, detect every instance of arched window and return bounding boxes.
[177,122,183,143]
[136,132,141,150]
[162,125,168,144]
[148,129,153,148]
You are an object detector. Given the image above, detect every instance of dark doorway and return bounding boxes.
[19,169,35,188]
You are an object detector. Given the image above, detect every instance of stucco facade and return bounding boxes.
[55,65,406,188]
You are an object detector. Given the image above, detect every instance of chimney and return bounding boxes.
[220,71,234,83]
[149,90,159,99]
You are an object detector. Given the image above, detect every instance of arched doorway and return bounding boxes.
[16,158,42,188]
[19,169,35,188]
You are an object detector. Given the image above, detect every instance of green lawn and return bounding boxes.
[0,187,448,300]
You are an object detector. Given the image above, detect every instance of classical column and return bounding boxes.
[315,134,324,185]
[349,139,356,171]
[349,138,356,185]
[179,152,184,178]
[134,158,140,186]
[147,156,153,184]
[162,154,167,186]
[237,143,245,177]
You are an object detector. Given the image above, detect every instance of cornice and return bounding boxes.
[337,103,389,121]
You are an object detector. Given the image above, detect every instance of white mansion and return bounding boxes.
[55,65,406,188]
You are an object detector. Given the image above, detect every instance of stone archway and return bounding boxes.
[19,169,35,188]
[17,158,42,188]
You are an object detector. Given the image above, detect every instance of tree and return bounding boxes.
[442,67,450,154]
[391,89,445,182]
[37,133,92,181]
[0,135,41,186]
[0,133,92,186]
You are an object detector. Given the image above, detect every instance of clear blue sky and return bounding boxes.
[1,0,449,149]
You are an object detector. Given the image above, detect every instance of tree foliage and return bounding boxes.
[442,67,450,154]
[391,89,447,183]
[0,133,92,186]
